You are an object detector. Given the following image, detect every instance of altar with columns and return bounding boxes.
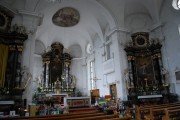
[31,42,92,109]
[124,32,170,104]
[39,42,76,96]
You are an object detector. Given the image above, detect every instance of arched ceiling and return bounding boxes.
[0,0,164,51]
[97,0,164,26]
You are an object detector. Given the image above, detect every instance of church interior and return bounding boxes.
[0,0,180,119]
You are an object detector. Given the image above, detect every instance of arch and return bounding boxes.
[93,33,103,49]
[125,13,152,33]
[34,40,46,55]
[69,44,82,58]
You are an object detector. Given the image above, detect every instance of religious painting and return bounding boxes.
[50,62,62,84]
[175,71,180,81]
[136,56,155,86]
[52,7,80,27]
[110,84,117,103]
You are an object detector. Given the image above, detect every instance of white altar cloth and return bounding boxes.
[0,101,14,105]
[64,97,91,107]
[138,94,162,99]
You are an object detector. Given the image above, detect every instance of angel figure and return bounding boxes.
[70,75,76,88]
[161,67,168,86]
[21,66,32,89]
[124,69,130,89]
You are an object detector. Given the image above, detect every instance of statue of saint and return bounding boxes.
[55,77,61,94]
[124,69,130,89]
[21,66,32,89]
[161,67,168,85]
[70,75,76,88]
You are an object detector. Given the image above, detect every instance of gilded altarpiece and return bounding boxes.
[41,42,75,96]
[124,32,169,102]
[0,7,28,112]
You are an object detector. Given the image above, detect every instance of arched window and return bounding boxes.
[172,0,180,10]
[90,61,95,90]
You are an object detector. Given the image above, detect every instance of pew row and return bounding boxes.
[102,116,132,120]
[162,107,180,120]
[126,102,180,120]
[149,105,180,120]
[0,111,102,120]
[63,114,117,120]
[1,111,118,120]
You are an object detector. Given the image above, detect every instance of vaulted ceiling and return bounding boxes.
[0,0,165,56]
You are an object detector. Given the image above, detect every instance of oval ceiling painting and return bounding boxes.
[52,7,80,27]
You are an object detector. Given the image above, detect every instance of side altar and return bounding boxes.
[124,32,170,104]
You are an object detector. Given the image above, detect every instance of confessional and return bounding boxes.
[124,32,169,104]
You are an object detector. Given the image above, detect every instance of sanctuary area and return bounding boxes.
[0,0,180,119]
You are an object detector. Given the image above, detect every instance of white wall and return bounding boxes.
[160,0,180,95]
[71,59,87,96]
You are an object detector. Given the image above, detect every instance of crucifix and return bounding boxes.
[92,76,101,89]
[144,78,148,87]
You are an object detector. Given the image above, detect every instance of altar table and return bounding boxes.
[64,97,91,107]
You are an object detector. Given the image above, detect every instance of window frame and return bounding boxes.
[89,60,95,90]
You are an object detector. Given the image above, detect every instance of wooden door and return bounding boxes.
[90,89,100,104]
[110,84,117,103]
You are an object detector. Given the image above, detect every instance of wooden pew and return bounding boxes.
[138,102,180,120]
[102,116,132,120]
[64,114,117,120]
[130,102,180,120]
[147,104,180,120]
[162,106,180,120]
[148,106,180,120]
[25,112,106,120]
[126,107,136,119]
[0,111,102,120]
[23,114,117,120]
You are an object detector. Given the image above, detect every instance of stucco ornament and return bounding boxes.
[86,43,93,54]
[52,7,80,27]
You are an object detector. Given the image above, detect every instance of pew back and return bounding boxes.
[131,102,180,120]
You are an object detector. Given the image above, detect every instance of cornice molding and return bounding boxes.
[150,22,163,32]
[18,10,43,18]
[106,27,130,38]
